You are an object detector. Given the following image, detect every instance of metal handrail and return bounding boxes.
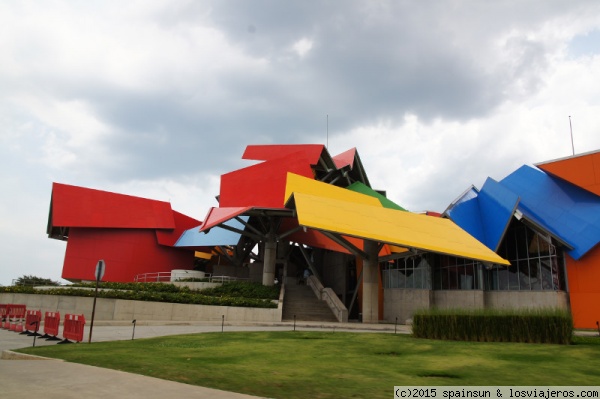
[133,271,250,284]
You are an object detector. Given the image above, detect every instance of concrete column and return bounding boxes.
[361,240,380,323]
[262,235,277,286]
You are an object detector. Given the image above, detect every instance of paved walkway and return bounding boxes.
[0,321,405,398]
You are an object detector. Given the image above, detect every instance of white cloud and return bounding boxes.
[291,38,313,58]
[2,1,600,285]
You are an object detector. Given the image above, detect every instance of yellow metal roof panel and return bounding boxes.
[284,172,380,207]
[291,192,510,265]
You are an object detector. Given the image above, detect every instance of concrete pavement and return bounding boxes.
[0,320,405,398]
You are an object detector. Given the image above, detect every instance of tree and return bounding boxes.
[14,275,61,286]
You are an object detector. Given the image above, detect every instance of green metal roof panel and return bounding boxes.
[347,182,406,211]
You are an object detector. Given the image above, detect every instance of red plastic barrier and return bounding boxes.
[5,304,26,331]
[23,310,42,334]
[62,314,86,343]
[42,311,61,339]
[0,304,7,329]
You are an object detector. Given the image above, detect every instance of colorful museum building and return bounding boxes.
[47,145,600,329]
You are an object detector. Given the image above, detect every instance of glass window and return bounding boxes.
[485,221,564,291]
[382,255,431,289]
[432,255,482,290]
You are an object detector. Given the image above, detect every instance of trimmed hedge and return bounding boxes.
[0,281,279,309]
[200,281,280,300]
[412,308,573,345]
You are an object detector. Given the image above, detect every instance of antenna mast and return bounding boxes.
[326,114,329,149]
[569,116,575,156]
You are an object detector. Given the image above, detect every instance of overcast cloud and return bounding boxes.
[1,1,600,285]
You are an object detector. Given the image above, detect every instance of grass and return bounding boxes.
[17,332,600,399]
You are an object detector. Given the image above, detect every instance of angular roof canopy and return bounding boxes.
[501,165,600,260]
[332,147,371,187]
[49,183,176,230]
[536,149,600,197]
[447,160,600,261]
[347,182,406,211]
[285,173,510,265]
[47,183,200,247]
[444,178,519,251]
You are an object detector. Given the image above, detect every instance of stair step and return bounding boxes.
[283,284,338,322]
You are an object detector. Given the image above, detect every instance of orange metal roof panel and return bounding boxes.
[537,150,600,197]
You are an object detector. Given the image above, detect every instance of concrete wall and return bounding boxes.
[484,291,569,310]
[383,289,432,324]
[433,290,485,309]
[383,289,570,324]
[0,292,282,323]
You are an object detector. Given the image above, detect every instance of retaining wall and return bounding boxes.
[0,292,283,323]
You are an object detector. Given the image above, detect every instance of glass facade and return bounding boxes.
[382,220,564,292]
[432,255,483,290]
[382,255,431,289]
[484,222,564,291]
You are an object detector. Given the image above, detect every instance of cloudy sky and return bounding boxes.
[1,1,600,286]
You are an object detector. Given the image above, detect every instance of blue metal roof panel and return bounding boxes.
[175,216,249,247]
[445,186,486,245]
[500,165,600,260]
[478,177,520,251]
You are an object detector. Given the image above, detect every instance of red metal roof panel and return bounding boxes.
[219,154,315,208]
[51,183,175,229]
[242,144,325,163]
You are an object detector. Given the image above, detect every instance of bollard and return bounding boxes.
[221,315,225,333]
[30,321,39,347]
[131,319,137,340]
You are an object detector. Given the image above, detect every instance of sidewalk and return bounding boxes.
[0,321,405,399]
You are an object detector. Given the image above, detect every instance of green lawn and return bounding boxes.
[17,332,600,399]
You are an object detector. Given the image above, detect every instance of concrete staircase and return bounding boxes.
[282,284,338,322]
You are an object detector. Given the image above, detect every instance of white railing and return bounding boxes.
[134,270,211,283]
[307,275,348,323]
[134,271,251,284]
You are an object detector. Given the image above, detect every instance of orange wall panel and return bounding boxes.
[566,247,600,329]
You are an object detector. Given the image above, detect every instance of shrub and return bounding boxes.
[0,281,278,308]
[200,281,280,300]
[412,308,573,345]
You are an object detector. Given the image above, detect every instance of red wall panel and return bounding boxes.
[62,228,195,282]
